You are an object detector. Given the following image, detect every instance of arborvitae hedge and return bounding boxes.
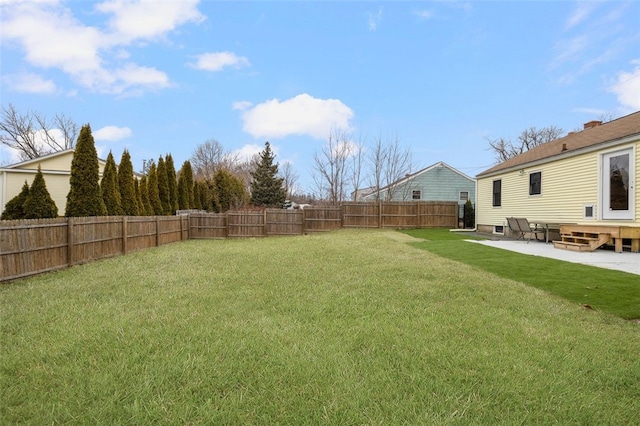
[1,181,29,220]
[24,166,58,219]
[156,156,170,215]
[177,160,194,210]
[101,152,123,215]
[65,124,107,217]
[119,150,139,216]
[165,154,178,214]
[139,175,154,216]
[147,163,163,215]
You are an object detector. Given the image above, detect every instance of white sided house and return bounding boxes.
[358,161,476,206]
[0,149,106,217]
[476,111,640,253]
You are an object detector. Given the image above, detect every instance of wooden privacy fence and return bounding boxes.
[1,201,457,282]
[1,215,188,282]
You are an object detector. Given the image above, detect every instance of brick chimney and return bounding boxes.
[583,120,602,130]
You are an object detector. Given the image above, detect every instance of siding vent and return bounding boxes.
[584,204,595,219]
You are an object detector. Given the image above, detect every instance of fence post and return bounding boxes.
[378,200,382,228]
[67,217,74,266]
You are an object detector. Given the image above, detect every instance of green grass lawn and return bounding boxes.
[1,229,639,424]
[402,228,640,319]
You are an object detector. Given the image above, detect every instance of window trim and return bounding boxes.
[529,171,542,196]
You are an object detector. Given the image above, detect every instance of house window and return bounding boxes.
[412,190,421,200]
[529,171,541,195]
[492,180,501,207]
[459,191,469,202]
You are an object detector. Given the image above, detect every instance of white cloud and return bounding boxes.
[190,52,250,72]
[608,62,640,112]
[0,0,203,95]
[239,93,354,140]
[93,125,132,141]
[96,0,205,43]
[4,72,56,94]
[368,7,383,31]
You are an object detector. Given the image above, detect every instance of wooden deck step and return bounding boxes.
[554,231,610,252]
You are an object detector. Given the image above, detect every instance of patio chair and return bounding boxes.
[515,218,545,243]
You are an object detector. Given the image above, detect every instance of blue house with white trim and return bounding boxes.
[358,161,476,206]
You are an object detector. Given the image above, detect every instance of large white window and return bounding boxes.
[601,148,634,220]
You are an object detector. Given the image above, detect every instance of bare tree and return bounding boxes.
[190,139,241,180]
[312,128,352,204]
[1,103,78,161]
[367,135,387,200]
[487,125,564,163]
[382,135,413,200]
[279,161,299,199]
[349,134,366,201]
[366,134,413,201]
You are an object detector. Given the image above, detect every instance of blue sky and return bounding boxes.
[2,0,639,193]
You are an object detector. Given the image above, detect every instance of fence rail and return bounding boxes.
[1,201,457,282]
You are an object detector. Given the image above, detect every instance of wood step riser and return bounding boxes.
[554,231,611,252]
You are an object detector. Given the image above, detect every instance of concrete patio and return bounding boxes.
[465,238,640,276]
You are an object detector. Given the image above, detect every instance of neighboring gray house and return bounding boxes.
[358,161,476,205]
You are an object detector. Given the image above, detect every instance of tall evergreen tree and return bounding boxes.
[24,166,58,219]
[65,124,107,217]
[147,163,163,215]
[212,169,248,212]
[134,178,144,216]
[101,151,123,215]
[193,179,203,210]
[139,175,154,216]
[156,156,170,215]
[118,150,139,216]
[1,181,29,220]
[177,160,194,210]
[250,141,286,207]
[165,154,178,214]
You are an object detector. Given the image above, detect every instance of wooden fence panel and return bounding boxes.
[418,201,457,228]
[343,203,380,228]
[70,216,124,264]
[303,207,342,232]
[228,211,264,238]
[126,216,158,252]
[0,218,68,281]
[381,202,419,228]
[266,210,303,236]
[157,216,184,245]
[189,213,227,239]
